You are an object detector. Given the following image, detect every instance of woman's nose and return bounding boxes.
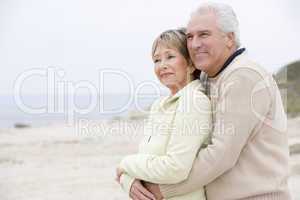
[159,60,168,69]
[160,63,168,69]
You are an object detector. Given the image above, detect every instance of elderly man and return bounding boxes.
[120,2,291,200]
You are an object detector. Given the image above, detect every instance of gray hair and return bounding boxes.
[192,2,241,47]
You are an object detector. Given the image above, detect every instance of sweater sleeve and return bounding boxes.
[119,92,211,184]
[160,68,272,197]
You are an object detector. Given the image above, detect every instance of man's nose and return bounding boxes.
[189,37,202,50]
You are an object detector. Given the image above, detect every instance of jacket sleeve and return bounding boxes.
[118,98,163,197]
[119,173,135,197]
[119,92,211,184]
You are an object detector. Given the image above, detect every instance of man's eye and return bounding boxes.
[199,33,209,37]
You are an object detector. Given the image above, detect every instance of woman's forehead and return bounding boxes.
[153,44,177,56]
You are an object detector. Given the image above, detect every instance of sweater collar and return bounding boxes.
[209,48,246,78]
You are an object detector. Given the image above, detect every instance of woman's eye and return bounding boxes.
[186,35,193,40]
[154,59,161,63]
[167,55,175,59]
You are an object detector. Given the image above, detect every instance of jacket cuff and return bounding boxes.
[120,173,135,197]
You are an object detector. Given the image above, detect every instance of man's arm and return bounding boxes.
[155,69,272,198]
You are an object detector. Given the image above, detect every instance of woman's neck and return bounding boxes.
[169,79,195,96]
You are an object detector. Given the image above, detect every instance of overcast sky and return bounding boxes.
[0,0,299,95]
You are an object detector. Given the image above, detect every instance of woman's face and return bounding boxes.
[153,44,190,94]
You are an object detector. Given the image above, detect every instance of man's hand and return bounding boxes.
[129,179,156,200]
[143,182,164,200]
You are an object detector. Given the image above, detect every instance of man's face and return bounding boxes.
[186,12,232,76]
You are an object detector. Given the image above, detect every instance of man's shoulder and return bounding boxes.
[214,54,279,103]
[220,54,272,84]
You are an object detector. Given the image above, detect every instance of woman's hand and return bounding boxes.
[115,167,124,183]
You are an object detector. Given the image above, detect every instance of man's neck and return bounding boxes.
[208,47,244,78]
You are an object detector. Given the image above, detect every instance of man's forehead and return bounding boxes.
[186,23,212,34]
[187,13,217,33]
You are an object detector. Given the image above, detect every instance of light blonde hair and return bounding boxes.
[151,28,201,80]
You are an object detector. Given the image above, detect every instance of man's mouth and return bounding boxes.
[194,52,208,57]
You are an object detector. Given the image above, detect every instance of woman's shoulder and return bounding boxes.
[179,80,211,112]
[149,96,168,111]
[182,80,210,101]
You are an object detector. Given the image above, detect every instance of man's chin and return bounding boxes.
[194,63,208,72]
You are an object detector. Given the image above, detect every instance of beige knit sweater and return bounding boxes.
[159,53,291,200]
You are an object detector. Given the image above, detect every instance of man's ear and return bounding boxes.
[226,32,235,48]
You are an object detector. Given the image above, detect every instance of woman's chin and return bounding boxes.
[162,82,181,91]
[161,81,174,87]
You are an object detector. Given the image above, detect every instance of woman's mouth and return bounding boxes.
[160,72,174,78]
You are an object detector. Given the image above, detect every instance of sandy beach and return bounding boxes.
[0,117,299,200]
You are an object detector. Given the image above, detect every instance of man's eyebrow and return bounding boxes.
[187,30,211,35]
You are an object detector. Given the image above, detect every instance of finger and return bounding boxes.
[131,188,143,200]
[131,192,143,200]
[133,185,155,200]
[132,188,151,200]
[136,183,156,200]
[117,174,120,179]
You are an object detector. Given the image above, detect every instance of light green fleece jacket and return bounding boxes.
[119,80,212,200]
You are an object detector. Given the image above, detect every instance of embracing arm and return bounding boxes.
[119,93,211,184]
[159,69,272,198]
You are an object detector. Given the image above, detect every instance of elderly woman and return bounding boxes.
[116,29,211,200]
